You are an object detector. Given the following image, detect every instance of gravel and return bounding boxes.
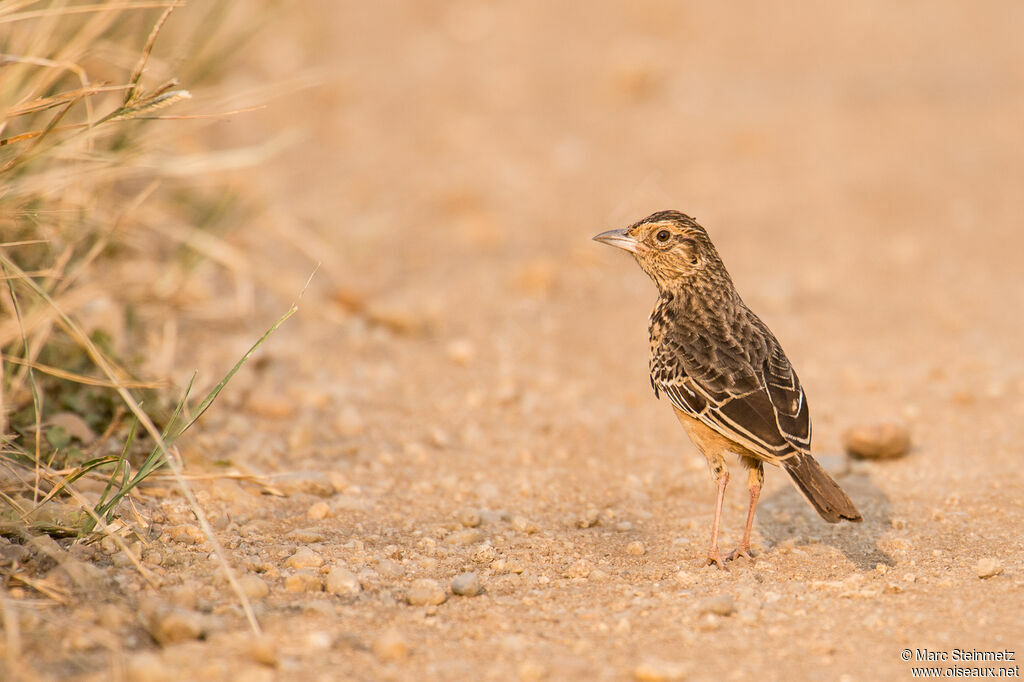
[406,578,447,605]
[451,572,483,596]
[284,570,324,592]
[285,547,324,569]
[625,541,646,556]
[976,558,1003,579]
[141,602,206,646]
[458,508,482,527]
[237,574,270,599]
[326,566,362,596]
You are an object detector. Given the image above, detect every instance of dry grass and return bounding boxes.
[0,0,284,632]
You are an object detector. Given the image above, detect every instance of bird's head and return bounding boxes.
[593,210,723,291]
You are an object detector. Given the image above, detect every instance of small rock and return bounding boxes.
[634,659,689,681]
[446,528,485,545]
[326,567,362,596]
[285,547,324,569]
[167,525,204,545]
[471,544,497,563]
[376,558,405,578]
[698,594,735,617]
[842,423,911,459]
[372,629,408,661]
[511,516,538,533]
[306,502,331,520]
[271,471,335,497]
[247,634,279,667]
[625,541,646,556]
[564,559,593,579]
[237,574,270,599]
[286,528,327,543]
[616,521,634,532]
[142,603,205,646]
[284,570,324,593]
[576,507,600,529]
[451,572,482,596]
[458,508,482,528]
[976,558,1003,579]
[406,578,447,606]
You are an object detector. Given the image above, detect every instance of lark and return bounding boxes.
[595,210,861,568]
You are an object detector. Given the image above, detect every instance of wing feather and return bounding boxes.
[651,309,810,461]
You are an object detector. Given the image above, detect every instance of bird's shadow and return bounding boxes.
[757,469,895,570]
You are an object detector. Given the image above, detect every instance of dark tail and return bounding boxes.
[783,454,862,523]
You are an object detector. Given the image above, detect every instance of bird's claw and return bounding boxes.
[724,546,753,563]
[700,552,727,570]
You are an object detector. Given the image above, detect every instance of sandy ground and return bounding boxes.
[4,2,1024,680]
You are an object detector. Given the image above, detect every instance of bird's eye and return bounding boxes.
[655,229,671,242]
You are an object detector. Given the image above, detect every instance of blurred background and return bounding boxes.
[3,1,1023,680]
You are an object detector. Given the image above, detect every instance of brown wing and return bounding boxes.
[652,312,809,461]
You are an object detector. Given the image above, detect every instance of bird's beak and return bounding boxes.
[592,228,638,253]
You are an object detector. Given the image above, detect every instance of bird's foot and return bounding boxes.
[699,552,727,570]
[724,545,753,563]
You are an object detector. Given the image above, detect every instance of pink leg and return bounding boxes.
[703,469,729,569]
[726,464,762,562]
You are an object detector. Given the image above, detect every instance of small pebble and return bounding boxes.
[451,572,482,596]
[842,423,911,459]
[616,521,633,532]
[284,570,323,592]
[247,634,279,667]
[285,547,324,569]
[306,502,331,520]
[142,605,205,646]
[699,594,735,616]
[286,528,326,543]
[625,541,646,556]
[326,567,362,596]
[376,558,405,578]
[564,559,593,579]
[372,629,408,661]
[511,516,538,533]
[407,578,447,605]
[446,528,485,546]
[458,508,482,527]
[237,574,270,600]
[976,558,1003,579]
[471,544,497,563]
[576,507,600,528]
